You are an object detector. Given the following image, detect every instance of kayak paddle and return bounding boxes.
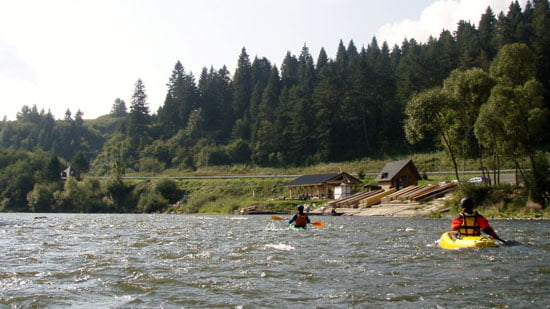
[494,236,507,245]
[270,215,323,227]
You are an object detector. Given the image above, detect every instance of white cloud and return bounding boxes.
[376,0,528,47]
[0,41,35,82]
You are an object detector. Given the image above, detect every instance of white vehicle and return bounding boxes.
[468,176,490,184]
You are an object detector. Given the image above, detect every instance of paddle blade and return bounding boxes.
[312,221,324,227]
[271,216,284,221]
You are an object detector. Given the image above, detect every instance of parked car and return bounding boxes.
[468,176,490,184]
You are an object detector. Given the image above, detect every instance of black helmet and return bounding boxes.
[460,198,474,209]
[297,204,304,211]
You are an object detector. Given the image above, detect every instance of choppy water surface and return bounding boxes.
[0,213,549,308]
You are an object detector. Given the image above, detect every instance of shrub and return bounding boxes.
[133,182,168,213]
[154,178,180,203]
[27,183,60,212]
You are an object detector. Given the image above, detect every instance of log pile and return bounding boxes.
[328,189,384,208]
[358,187,397,207]
[328,182,457,209]
[381,182,457,204]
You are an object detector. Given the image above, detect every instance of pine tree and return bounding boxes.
[253,66,282,164]
[531,0,550,110]
[64,109,72,121]
[232,48,253,128]
[281,51,299,90]
[455,20,481,69]
[287,85,316,164]
[249,57,273,140]
[478,7,498,67]
[110,98,127,117]
[313,62,341,161]
[74,110,84,126]
[316,47,329,72]
[396,39,426,105]
[158,61,198,137]
[127,79,150,151]
[297,44,316,91]
[495,1,526,46]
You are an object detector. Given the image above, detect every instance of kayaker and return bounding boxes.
[288,204,310,228]
[451,197,500,239]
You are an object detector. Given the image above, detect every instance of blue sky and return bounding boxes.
[0,0,527,120]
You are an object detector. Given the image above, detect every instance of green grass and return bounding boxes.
[166,178,290,214]
[129,152,453,177]
[119,151,549,217]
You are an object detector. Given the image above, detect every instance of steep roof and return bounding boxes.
[285,173,340,187]
[375,160,419,182]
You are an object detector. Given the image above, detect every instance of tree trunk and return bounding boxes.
[441,133,461,184]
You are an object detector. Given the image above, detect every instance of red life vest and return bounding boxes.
[294,214,308,227]
[458,211,481,236]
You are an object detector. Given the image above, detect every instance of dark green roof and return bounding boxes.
[285,172,360,187]
[285,173,339,186]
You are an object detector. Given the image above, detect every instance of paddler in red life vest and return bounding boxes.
[288,204,310,228]
[451,197,500,239]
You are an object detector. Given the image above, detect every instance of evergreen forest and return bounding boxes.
[1,1,549,212]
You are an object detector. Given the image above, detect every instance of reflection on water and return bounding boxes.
[1,213,549,308]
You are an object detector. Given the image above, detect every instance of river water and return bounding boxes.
[0,213,548,308]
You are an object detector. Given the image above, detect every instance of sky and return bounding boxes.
[0,0,528,121]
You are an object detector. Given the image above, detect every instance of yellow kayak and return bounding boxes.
[439,231,497,249]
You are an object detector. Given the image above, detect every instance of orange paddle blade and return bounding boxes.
[312,221,324,227]
[271,216,284,221]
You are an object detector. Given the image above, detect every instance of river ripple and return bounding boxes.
[0,213,548,308]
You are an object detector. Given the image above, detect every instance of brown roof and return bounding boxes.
[375,160,420,182]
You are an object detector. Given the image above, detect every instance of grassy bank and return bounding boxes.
[156,174,548,219]
[137,151,548,218]
[133,152,460,177]
[5,150,545,216]
[166,178,294,214]
[442,183,550,219]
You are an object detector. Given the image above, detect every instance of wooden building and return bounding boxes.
[60,166,78,180]
[285,172,361,200]
[375,160,420,190]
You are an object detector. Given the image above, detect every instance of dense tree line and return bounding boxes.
[93,0,547,172]
[2,1,548,171]
[0,147,183,212]
[0,1,548,211]
[0,106,104,165]
[405,43,549,204]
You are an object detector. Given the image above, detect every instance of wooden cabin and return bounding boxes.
[375,160,420,190]
[285,172,361,200]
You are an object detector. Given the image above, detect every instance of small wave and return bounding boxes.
[324,259,346,265]
[426,240,439,248]
[264,222,283,231]
[264,243,295,251]
[227,217,248,220]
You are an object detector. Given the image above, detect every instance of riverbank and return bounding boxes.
[305,195,550,219]
[306,196,452,218]
[324,205,549,220]
[334,204,450,217]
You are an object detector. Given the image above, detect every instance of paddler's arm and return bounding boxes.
[288,214,297,224]
[451,217,462,231]
[477,216,498,238]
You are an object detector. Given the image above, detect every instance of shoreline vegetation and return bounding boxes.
[1,152,547,219]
